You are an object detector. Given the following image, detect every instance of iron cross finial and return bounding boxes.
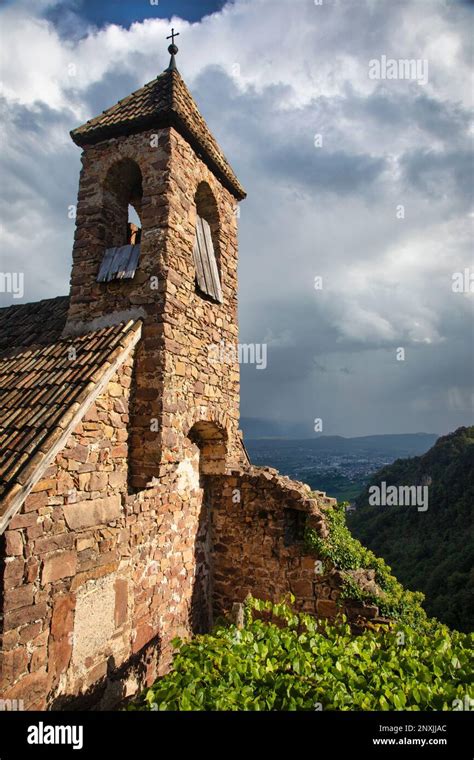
[167,27,180,50]
[166,28,180,71]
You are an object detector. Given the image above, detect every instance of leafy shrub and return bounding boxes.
[129,597,473,712]
[305,503,426,626]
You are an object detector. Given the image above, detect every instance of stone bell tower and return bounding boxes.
[64,35,247,488]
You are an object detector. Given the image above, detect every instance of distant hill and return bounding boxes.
[348,426,474,632]
[241,417,439,449]
[245,431,438,456]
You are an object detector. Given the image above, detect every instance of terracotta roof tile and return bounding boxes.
[0,296,70,358]
[0,317,141,511]
[70,68,246,200]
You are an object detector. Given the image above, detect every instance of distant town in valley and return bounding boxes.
[244,432,438,503]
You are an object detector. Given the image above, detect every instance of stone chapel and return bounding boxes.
[0,42,381,710]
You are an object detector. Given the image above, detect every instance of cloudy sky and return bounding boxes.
[0,0,472,437]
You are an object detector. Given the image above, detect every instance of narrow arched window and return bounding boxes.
[97,159,143,282]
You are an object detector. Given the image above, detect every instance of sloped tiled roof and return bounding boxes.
[0,317,142,531]
[0,296,70,358]
[70,68,246,200]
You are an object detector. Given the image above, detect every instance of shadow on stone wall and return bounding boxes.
[49,632,162,711]
[188,420,228,635]
[189,476,213,635]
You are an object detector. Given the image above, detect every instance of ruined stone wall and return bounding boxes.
[0,355,209,710]
[208,468,382,627]
[0,394,384,711]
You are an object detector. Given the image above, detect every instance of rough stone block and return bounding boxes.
[114,578,128,628]
[41,551,77,585]
[316,599,338,618]
[4,584,35,611]
[5,531,23,556]
[63,495,121,530]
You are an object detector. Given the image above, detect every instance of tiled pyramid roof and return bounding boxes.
[70,68,246,200]
[0,315,141,531]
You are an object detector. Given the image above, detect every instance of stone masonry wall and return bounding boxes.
[65,126,243,489]
[0,354,211,710]
[208,468,383,627]
[0,382,385,711]
[157,128,242,473]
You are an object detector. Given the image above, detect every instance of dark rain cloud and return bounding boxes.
[0,0,472,436]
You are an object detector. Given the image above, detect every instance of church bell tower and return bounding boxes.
[64,33,247,488]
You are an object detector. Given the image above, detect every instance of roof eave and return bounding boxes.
[70,112,246,201]
[0,321,143,535]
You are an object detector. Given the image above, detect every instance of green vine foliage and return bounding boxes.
[304,502,427,626]
[129,596,473,711]
[128,504,473,711]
